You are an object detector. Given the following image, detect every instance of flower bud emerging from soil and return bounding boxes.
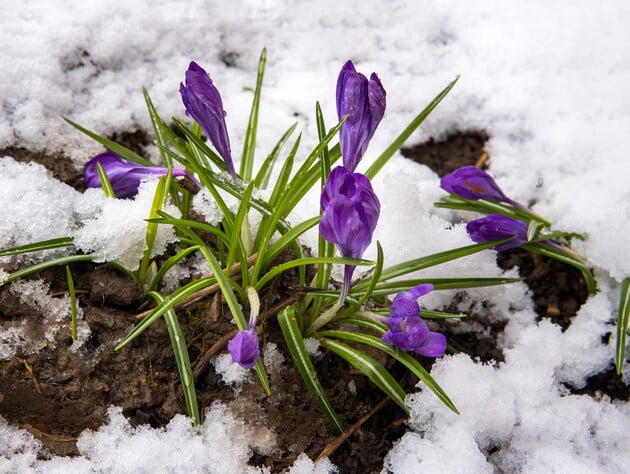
[336,60,386,172]
[84,151,198,199]
[180,61,237,180]
[466,214,528,251]
[381,284,446,357]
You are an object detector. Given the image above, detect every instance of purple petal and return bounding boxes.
[227,329,260,369]
[466,214,528,251]
[441,165,511,203]
[84,152,199,199]
[390,294,420,319]
[336,60,386,172]
[408,283,434,299]
[180,61,236,180]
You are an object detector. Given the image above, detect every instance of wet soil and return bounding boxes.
[0,131,627,473]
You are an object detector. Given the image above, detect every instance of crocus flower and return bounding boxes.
[440,165,522,208]
[466,214,528,251]
[84,151,199,199]
[381,284,446,357]
[320,166,380,298]
[227,305,260,370]
[180,61,237,180]
[336,60,386,172]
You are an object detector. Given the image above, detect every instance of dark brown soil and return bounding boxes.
[0,130,627,473]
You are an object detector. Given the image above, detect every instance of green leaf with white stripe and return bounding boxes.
[277,306,344,433]
[320,328,458,414]
[321,337,409,414]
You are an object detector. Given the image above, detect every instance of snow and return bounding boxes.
[1,0,630,472]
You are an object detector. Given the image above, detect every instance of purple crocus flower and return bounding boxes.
[381,284,446,357]
[336,60,386,172]
[441,165,522,208]
[320,166,380,298]
[227,305,260,370]
[180,61,237,180]
[466,214,529,251]
[84,151,199,199]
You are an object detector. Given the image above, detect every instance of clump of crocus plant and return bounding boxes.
[180,61,237,181]
[441,165,523,208]
[466,214,528,251]
[381,284,446,357]
[336,60,386,172]
[84,151,199,199]
[320,166,381,300]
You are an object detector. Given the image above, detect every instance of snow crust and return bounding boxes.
[1,1,629,472]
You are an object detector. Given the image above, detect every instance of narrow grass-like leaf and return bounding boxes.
[239,48,266,181]
[353,276,523,298]
[197,245,270,395]
[320,330,458,414]
[253,123,298,189]
[262,216,320,269]
[352,240,510,293]
[96,162,116,198]
[143,87,173,167]
[226,181,254,274]
[278,307,344,432]
[149,245,201,292]
[321,337,409,414]
[63,117,153,166]
[254,256,374,291]
[65,266,78,340]
[365,76,459,180]
[2,255,94,286]
[173,117,230,172]
[152,211,230,247]
[115,277,215,350]
[356,241,384,306]
[616,277,630,375]
[139,173,171,289]
[149,292,200,426]
[315,101,334,294]
[522,242,597,295]
[435,195,553,227]
[0,237,74,257]
[252,135,299,252]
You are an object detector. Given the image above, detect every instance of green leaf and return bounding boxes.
[321,337,409,414]
[143,87,174,167]
[116,277,216,350]
[197,246,270,395]
[356,241,384,306]
[149,292,200,426]
[277,307,344,432]
[253,122,298,189]
[262,216,321,269]
[96,162,116,198]
[521,242,597,295]
[149,245,201,292]
[226,181,254,275]
[352,240,510,293]
[365,75,459,180]
[616,277,630,375]
[354,276,523,298]
[0,237,74,257]
[63,117,153,166]
[65,266,78,341]
[240,48,266,181]
[320,329,458,414]
[2,255,94,286]
[254,256,374,291]
[172,117,230,173]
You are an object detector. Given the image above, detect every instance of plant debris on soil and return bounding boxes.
[0,130,627,473]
